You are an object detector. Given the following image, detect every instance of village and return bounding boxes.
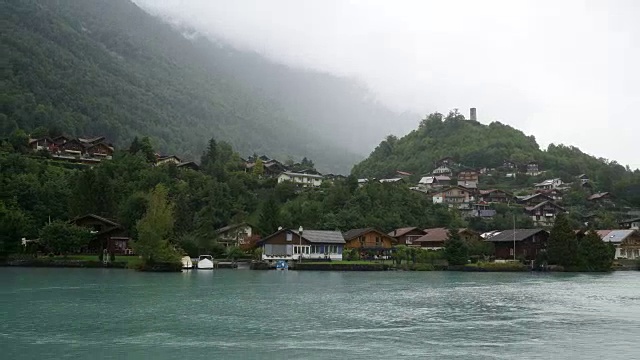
[15,133,640,271]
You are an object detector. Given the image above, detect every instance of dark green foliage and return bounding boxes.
[547,214,578,267]
[1,0,417,173]
[258,196,280,236]
[577,230,615,272]
[39,220,91,255]
[444,229,469,266]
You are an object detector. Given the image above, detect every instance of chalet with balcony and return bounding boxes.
[457,170,479,182]
[259,229,345,262]
[524,201,566,226]
[484,229,549,261]
[432,186,472,206]
[343,228,396,258]
[28,137,55,151]
[535,188,563,201]
[156,155,181,166]
[517,193,555,206]
[277,171,323,188]
[526,161,541,176]
[588,192,615,207]
[432,165,453,177]
[478,189,515,204]
[418,176,451,190]
[216,223,257,248]
[388,227,427,246]
[591,229,640,260]
[69,214,131,255]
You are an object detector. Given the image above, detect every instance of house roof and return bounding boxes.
[414,228,450,243]
[619,217,640,224]
[518,193,553,203]
[259,229,345,244]
[388,227,425,238]
[69,214,120,228]
[216,223,251,234]
[28,136,53,144]
[457,181,477,189]
[396,170,412,176]
[379,178,403,183]
[78,136,106,144]
[479,189,513,196]
[177,161,200,170]
[484,229,548,242]
[157,155,181,162]
[524,200,567,212]
[600,229,637,243]
[281,171,324,179]
[588,192,612,200]
[343,228,394,242]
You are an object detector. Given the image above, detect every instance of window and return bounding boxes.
[509,248,514,256]
[375,236,382,247]
[286,232,292,241]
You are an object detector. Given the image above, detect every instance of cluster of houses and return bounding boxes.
[256,222,640,263]
[28,135,115,164]
[360,157,618,228]
[242,155,345,188]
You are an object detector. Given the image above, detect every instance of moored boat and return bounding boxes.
[196,255,214,270]
[181,256,193,269]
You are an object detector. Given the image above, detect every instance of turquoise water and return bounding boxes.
[1,268,639,359]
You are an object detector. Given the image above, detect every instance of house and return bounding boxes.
[379,178,404,184]
[432,186,472,206]
[177,161,200,171]
[59,138,87,156]
[478,189,515,204]
[69,214,131,255]
[502,160,517,169]
[52,135,70,145]
[596,229,640,260]
[457,181,478,190]
[414,228,480,250]
[534,178,563,190]
[86,142,114,159]
[156,155,181,166]
[343,228,396,258]
[524,201,567,226]
[388,227,427,246]
[535,188,563,201]
[277,172,323,188]
[484,229,549,261]
[619,217,640,230]
[526,161,541,176]
[577,174,589,185]
[588,192,615,206]
[418,176,451,190]
[457,170,479,182]
[357,178,369,187]
[517,193,555,206]
[259,229,345,262]
[78,136,106,145]
[432,165,453,177]
[216,223,257,247]
[28,137,55,151]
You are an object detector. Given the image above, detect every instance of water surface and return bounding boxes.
[1,268,639,359]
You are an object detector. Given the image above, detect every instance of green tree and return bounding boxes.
[444,229,469,266]
[253,158,265,177]
[577,230,615,271]
[226,246,245,261]
[39,220,91,256]
[133,184,179,263]
[257,196,280,235]
[9,129,29,153]
[547,213,578,267]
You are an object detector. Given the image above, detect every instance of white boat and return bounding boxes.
[181,256,193,269]
[196,255,214,270]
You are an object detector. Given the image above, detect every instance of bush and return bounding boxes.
[411,263,435,271]
[463,261,526,272]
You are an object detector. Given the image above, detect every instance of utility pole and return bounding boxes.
[513,214,516,261]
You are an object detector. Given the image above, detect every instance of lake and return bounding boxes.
[1,268,639,359]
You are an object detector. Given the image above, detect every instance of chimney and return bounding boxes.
[470,108,477,121]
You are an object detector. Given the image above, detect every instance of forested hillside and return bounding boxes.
[1,0,411,173]
[352,111,640,206]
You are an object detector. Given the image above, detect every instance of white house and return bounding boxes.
[599,230,640,260]
[259,229,345,262]
[432,166,453,177]
[534,178,563,190]
[277,172,323,187]
[418,175,451,190]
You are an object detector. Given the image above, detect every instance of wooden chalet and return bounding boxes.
[69,214,131,255]
[484,229,549,261]
[343,228,396,258]
[388,227,427,246]
[524,201,566,227]
[478,189,515,204]
[215,223,257,248]
[414,228,480,250]
[259,229,345,262]
[457,170,479,182]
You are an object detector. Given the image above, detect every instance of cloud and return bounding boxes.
[134,0,640,168]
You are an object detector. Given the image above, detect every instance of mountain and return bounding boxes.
[352,110,640,206]
[1,0,413,173]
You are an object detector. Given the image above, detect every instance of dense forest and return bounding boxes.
[352,110,640,207]
[1,0,413,174]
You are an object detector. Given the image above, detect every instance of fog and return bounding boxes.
[135,0,640,168]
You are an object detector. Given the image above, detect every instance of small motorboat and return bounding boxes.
[181,256,193,269]
[275,260,288,270]
[197,255,214,270]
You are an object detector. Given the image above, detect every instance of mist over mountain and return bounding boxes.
[2,0,416,173]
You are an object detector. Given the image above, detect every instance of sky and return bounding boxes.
[135,0,640,168]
